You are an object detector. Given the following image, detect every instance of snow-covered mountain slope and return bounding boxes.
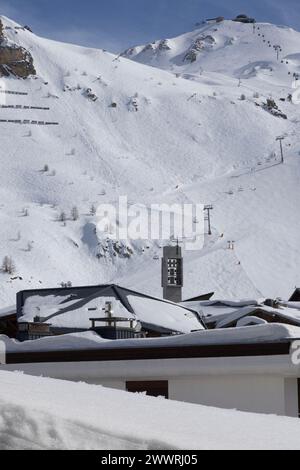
[121,20,300,81]
[0,16,299,305]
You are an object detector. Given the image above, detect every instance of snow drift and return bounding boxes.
[1,371,300,450]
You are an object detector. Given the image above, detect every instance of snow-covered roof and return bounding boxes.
[18,285,204,334]
[21,295,131,329]
[128,295,202,333]
[182,299,260,324]
[211,304,300,329]
[189,299,261,308]
[0,305,16,319]
[2,323,300,353]
[264,306,300,324]
[216,306,266,328]
[284,302,300,310]
[182,299,300,329]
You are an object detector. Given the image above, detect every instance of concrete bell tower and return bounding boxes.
[161,244,183,303]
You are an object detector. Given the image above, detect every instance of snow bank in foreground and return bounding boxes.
[0,371,300,450]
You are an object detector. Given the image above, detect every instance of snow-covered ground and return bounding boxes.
[0,16,300,307]
[0,370,300,450]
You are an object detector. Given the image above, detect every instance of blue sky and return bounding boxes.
[0,0,299,52]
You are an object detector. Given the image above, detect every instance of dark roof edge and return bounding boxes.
[183,292,215,302]
[5,340,293,365]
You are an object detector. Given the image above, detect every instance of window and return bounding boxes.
[126,381,169,399]
[167,258,182,286]
[28,334,46,340]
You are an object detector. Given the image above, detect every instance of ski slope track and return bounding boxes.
[0,16,299,305]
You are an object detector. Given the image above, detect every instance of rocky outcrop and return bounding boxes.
[142,43,155,53]
[184,35,216,63]
[85,88,98,102]
[262,99,287,119]
[0,19,36,78]
[121,47,136,57]
[0,45,36,77]
[122,39,171,59]
[158,39,171,51]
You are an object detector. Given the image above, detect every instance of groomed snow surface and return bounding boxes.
[0,371,300,450]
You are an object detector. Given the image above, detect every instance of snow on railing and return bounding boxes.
[0,89,58,124]
[0,119,59,125]
[0,105,50,110]
[0,90,28,96]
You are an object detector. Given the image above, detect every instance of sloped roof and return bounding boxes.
[17,284,205,334]
[0,305,16,319]
[182,299,260,325]
[216,307,266,328]
[183,292,214,302]
[289,289,300,302]
[201,304,300,329]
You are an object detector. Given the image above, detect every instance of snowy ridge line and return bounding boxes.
[0,105,50,110]
[0,90,28,95]
[0,119,59,125]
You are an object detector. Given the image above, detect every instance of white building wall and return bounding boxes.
[169,375,293,416]
[79,374,298,418]
[1,357,299,417]
[70,374,299,418]
[89,379,125,390]
[284,378,299,417]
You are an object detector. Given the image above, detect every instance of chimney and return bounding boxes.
[264,299,280,309]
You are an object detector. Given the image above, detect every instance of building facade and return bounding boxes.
[1,330,300,418]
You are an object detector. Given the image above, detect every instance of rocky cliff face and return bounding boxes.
[184,35,216,63]
[0,18,36,78]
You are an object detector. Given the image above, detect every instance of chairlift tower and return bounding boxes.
[276,136,285,164]
[273,45,281,61]
[204,205,214,236]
